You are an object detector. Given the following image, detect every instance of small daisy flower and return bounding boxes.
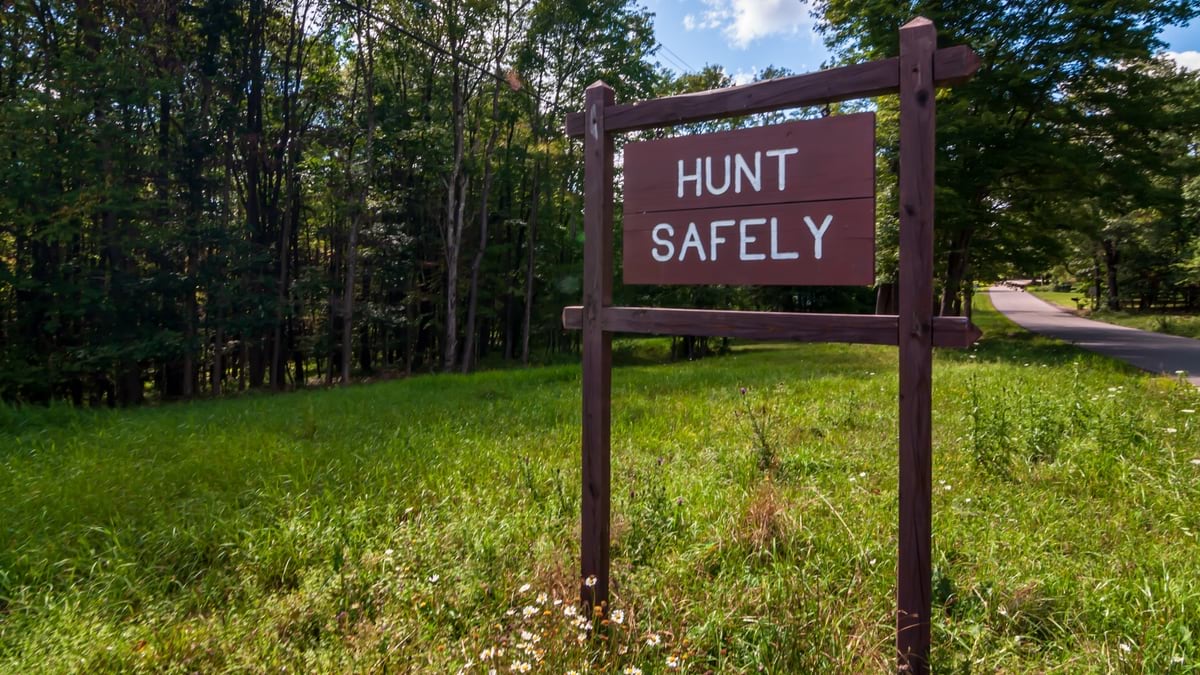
[584,575,597,588]
[518,583,531,594]
[563,605,578,617]
[522,606,538,619]
[510,661,531,673]
[646,633,662,647]
[535,592,548,605]
[666,655,681,668]
[428,574,440,583]
[609,609,625,624]
[623,667,642,675]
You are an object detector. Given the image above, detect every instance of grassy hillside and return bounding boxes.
[2,299,1198,673]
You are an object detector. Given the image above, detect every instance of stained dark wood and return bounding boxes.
[622,199,875,286]
[580,81,614,612]
[562,19,979,668]
[561,306,981,348]
[623,114,875,214]
[897,17,936,675]
[564,45,979,138]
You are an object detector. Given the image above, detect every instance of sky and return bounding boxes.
[643,0,1200,83]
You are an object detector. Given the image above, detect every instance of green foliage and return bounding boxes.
[815,0,1200,312]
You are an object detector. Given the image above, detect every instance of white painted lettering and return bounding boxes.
[739,218,766,261]
[678,159,702,198]
[679,222,706,261]
[704,156,731,195]
[651,223,675,262]
[803,214,833,260]
[770,217,799,260]
[765,147,799,191]
[710,219,735,261]
[734,152,761,194]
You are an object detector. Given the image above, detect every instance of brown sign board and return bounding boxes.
[621,113,875,286]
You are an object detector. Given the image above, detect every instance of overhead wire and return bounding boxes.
[657,42,696,73]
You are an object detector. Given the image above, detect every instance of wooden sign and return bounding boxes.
[622,114,875,286]
[561,18,981,675]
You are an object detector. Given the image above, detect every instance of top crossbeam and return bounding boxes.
[564,45,978,138]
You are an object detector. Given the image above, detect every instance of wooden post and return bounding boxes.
[580,81,614,611]
[897,17,936,674]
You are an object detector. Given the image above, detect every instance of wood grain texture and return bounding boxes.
[897,16,936,675]
[564,46,979,138]
[580,81,614,612]
[622,113,875,214]
[622,199,875,286]
[562,306,981,348]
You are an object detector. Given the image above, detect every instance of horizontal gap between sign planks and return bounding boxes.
[561,306,982,348]
[625,193,874,216]
[565,45,979,138]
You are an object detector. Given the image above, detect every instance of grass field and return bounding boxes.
[2,298,1199,673]
[1030,287,1200,340]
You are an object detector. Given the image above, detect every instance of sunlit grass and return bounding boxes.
[1030,286,1200,340]
[1,296,1198,672]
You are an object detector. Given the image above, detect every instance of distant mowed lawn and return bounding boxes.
[2,298,1198,673]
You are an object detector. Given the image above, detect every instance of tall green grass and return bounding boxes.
[1,298,1198,673]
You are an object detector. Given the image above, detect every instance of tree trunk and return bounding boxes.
[1102,239,1120,311]
[462,82,503,373]
[521,164,541,365]
[875,282,898,314]
[939,228,973,317]
[442,60,467,371]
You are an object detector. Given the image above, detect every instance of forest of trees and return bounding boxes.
[1,0,1199,405]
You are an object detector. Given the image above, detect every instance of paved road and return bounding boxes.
[988,285,1200,385]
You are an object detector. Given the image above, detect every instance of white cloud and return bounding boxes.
[728,67,758,85]
[688,0,814,49]
[1164,50,1200,71]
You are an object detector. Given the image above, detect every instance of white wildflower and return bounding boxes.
[609,609,625,624]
